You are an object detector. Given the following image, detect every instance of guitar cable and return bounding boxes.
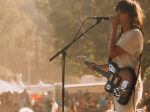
[63,17,93,64]
[73,17,92,40]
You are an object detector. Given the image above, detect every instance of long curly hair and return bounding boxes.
[115,0,144,34]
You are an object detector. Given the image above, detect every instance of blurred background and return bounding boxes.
[0,0,150,84]
[0,0,150,112]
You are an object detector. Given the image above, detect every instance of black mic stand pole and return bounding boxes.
[49,18,102,112]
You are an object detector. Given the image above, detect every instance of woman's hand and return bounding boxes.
[88,63,96,71]
[108,16,119,58]
[89,63,109,72]
[109,16,119,33]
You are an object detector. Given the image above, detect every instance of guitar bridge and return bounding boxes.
[108,74,113,81]
[108,73,121,86]
[114,77,121,85]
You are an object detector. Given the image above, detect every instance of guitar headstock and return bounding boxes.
[74,56,87,64]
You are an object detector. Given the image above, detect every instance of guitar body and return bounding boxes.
[105,61,137,105]
[75,56,137,105]
[114,67,136,105]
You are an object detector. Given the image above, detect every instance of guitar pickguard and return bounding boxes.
[105,73,121,93]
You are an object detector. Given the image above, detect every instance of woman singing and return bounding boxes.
[89,0,144,111]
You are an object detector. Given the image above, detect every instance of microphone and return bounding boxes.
[90,16,109,20]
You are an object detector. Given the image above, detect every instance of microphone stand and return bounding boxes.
[49,18,102,112]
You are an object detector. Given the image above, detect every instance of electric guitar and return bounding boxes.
[75,56,137,105]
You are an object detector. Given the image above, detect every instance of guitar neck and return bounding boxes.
[84,60,109,78]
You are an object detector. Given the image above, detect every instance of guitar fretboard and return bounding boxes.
[84,60,109,78]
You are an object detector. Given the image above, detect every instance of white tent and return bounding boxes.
[80,75,107,83]
[25,81,55,94]
[0,80,24,93]
[0,80,10,93]
[0,80,55,94]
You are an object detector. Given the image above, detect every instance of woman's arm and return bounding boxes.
[108,16,127,58]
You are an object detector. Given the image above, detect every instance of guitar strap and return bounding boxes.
[136,52,143,83]
[133,52,143,112]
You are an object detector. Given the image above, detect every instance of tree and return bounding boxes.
[36,0,150,81]
[0,0,54,83]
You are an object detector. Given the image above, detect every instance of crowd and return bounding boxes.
[0,90,52,112]
[0,90,30,112]
[64,90,114,112]
[0,89,150,112]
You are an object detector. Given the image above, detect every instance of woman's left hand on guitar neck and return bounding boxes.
[88,63,109,72]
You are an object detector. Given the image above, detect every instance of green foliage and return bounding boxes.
[0,0,53,83]
[36,0,150,80]
[36,0,116,58]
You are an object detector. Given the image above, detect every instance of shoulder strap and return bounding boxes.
[136,53,143,82]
